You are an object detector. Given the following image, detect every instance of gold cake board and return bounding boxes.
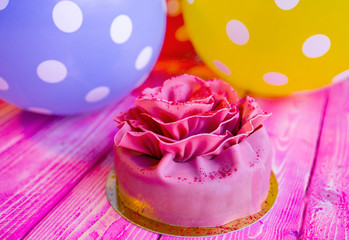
[106,169,278,237]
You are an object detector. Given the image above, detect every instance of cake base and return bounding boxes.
[105,169,278,237]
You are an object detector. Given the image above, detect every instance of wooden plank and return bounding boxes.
[0,101,54,154]
[161,89,328,239]
[0,95,135,239]
[25,150,159,240]
[300,81,349,240]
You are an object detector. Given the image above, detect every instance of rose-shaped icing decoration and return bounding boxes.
[114,74,270,163]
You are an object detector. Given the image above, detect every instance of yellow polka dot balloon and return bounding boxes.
[182,0,349,96]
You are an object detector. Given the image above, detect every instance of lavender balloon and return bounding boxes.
[0,0,166,115]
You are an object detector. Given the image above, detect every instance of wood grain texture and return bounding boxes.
[301,81,349,240]
[0,95,135,239]
[0,101,53,155]
[161,89,328,240]
[2,56,343,240]
[25,151,159,240]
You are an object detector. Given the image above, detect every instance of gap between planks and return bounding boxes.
[21,146,114,239]
[298,89,330,239]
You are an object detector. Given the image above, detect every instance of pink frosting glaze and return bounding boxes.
[114,74,273,227]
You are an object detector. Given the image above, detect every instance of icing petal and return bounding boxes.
[238,96,271,135]
[140,74,213,102]
[135,75,216,122]
[114,74,270,163]
[135,98,214,123]
[206,79,239,104]
[139,108,233,140]
[114,122,171,159]
[115,122,234,163]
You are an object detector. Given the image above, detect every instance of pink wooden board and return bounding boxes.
[25,150,159,240]
[301,81,349,239]
[0,95,135,239]
[0,58,347,240]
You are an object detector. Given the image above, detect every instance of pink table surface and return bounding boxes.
[0,58,348,240]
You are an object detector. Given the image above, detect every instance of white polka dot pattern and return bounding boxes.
[263,72,288,86]
[302,34,331,58]
[275,0,299,10]
[332,70,349,83]
[0,77,9,90]
[213,60,232,75]
[37,60,67,83]
[110,15,133,44]
[175,25,189,42]
[85,86,110,103]
[167,0,180,17]
[27,107,52,115]
[135,46,153,70]
[0,0,166,115]
[226,20,249,45]
[162,0,167,13]
[0,0,9,10]
[52,1,83,33]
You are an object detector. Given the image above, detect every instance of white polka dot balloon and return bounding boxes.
[183,0,349,96]
[0,0,166,115]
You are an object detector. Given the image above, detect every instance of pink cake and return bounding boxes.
[114,74,272,227]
